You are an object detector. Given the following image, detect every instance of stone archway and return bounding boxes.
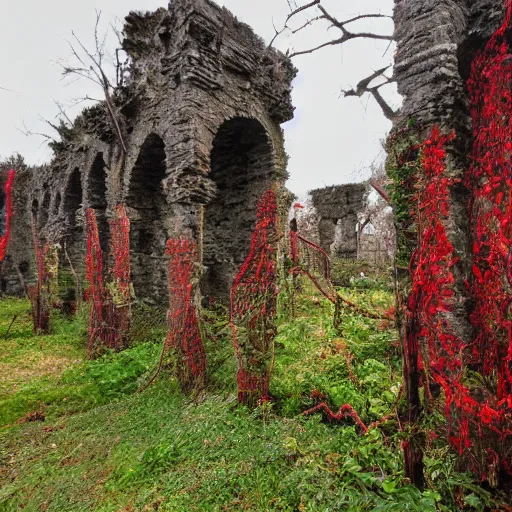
[202,117,275,300]
[127,133,168,301]
[30,198,39,228]
[53,192,61,215]
[39,190,51,231]
[63,169,84,264]
[87,153,109,253]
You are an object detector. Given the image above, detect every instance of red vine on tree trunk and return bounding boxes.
[0,169,15,262]
[109,204,131,348]
[165,238,206,393]
[28,217,51,334]
[86,208,108,355]
[230,190,279,406]
[86,206,132,355]
[410,122,512,484]
[463,0,512,481]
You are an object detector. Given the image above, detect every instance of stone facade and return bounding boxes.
[0,0,296,302]
[310,184,366,258]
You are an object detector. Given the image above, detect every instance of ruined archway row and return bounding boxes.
[1,0,295,301]
[17,115,282,305]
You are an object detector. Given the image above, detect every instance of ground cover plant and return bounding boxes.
[1,270,508,511]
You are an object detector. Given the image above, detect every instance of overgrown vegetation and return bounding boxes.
[0,274,507,511]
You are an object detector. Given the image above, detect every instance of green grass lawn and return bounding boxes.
[0,285,502,511]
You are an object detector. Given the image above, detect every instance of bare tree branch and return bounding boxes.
[369,179,391,204]
[342,66,397,121]
[17,121,56,147]
[269,0,322,47]
[60,12,127,155]
[269,0,396,120]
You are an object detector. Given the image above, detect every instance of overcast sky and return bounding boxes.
[0,0,400,196]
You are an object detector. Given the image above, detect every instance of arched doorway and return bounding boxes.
[39,190,51,231]
[63,169,84,261]
[202,117,275,300]
[127,133,168,301]
[53,192,61,215]
[87,153,109,253]
[64,169,83,229]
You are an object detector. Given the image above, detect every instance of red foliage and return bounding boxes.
[86,206,133,355]
[166,238,206,393]
[303,402,369,433]
[86,208,108,354]
[230,190,279,405]
[28,218,50,334]
[410,121,512,480]
[0,169,15,262]
[109,204,131,345]
[464,0,512,477]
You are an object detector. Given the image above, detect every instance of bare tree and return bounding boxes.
[54,10,131,201]
[60,11,127,155]
[271,1,397,121]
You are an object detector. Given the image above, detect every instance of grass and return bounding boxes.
[0,279,505,511]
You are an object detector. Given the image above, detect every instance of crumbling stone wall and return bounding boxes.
[2,0,296,303]
[310,184,366,258]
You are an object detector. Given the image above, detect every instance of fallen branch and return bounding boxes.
[3,315,18,340]
[303,402,369,433]
[303,401,395,434]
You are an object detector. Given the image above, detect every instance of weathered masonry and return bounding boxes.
[0,0,296,301]
[391,0,504,348]
[310,184,366,258]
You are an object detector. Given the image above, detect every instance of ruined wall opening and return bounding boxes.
[31,198,39,227]
[127,133,168,301]
[202,117,275,300]
[53,192,61,215]
[63,169,84,266]
[39,190,51,231]
[87,153,109,253]
[64,169,83,229]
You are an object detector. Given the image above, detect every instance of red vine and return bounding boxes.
[165,238,206,393]
[230,190,279,406]
[0,169,15,262]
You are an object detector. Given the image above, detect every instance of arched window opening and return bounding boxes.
[64,169,83,229]
[53,192,62,215]
[31,198,39,227]
[87,153,109,253]
[127,134,168,300]
[39,191,51,230]
[63,168,84,269]
[202,117,275,300]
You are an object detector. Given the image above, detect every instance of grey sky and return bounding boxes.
[0,0,400,196]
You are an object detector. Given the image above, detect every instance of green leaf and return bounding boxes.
[464,493,482,508]
[382,478,398,494]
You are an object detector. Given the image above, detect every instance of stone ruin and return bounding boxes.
[0,0,296,303]
[392,0,505,343]
[310,184,366,259]
[3,0,501,305]
[299,183,394,263]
